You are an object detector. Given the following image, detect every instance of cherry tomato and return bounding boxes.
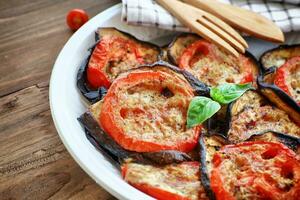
[66,9,89,31]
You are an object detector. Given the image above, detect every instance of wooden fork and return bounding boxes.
[156,0,248,57]
[182,0,284,43]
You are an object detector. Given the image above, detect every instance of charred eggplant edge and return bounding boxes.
[225,89,266,138]
[78,111,193,168]
[95,27,163,58]
[199,134,220,200]
[76,42,108,103]
[130,61,210,96]
[226,89,300,141]
[166,33,260,77]
[198,130,300,200]
[77,27,162,103]
[167,33,200,65]
[259,43,300,71]
[247,130,300,152]
[257,63,300,115]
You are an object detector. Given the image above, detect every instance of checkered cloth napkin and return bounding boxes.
[121,0,300,33]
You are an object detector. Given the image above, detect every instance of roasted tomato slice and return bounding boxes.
[100,70,201,152]
[178,40,255,86]
[210,141,300,200]
[87,36,144,88]
[274,56,300,105]
[122,162,208,200]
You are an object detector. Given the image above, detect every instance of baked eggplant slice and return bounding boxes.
[226,90,300,143]
[78,101,193,168]
[78,63,210,161]
[77,27,161,103]
[167,33,259,87]
[98,63,207,153]
[260,44,300,70]
[199,133,227,200]
[258,44,300,125]
[210,141,300,199]
[247,131,300,153]
[129,61,209,96]
[167,33,200,65]
[122,162,208,200]
[79,102,208,199]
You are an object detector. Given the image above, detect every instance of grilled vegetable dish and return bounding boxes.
[77,29,300,200]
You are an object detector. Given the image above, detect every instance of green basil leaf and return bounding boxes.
[210,83,254,104]
[187,97,221,128]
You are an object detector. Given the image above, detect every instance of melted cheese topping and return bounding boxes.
[102,70,198,151]
[217,143,297,199]
[228,106,300,143]
[123,162,207,200]
[99,36,158,80]
[231,91,266,116]
[117,76,194,146]
[286,62,300,103]
[188,48,254,86]
[262,48,300,69]
[203,136,225,175]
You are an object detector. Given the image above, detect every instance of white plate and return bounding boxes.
[49,3,300,200]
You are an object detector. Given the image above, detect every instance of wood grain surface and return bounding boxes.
[0,1,118,199]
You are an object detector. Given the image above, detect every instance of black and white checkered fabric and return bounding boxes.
[121,0,300,33]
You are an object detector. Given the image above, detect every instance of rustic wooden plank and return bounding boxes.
[0,0,119,96]
[0,83,117,200]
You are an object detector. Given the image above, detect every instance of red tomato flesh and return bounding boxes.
[178,40,255,86]
[274,56,300,105]
[87,36,144,89]
[122,162,208,200]
[99,70,201,152]
[211,141,300,200]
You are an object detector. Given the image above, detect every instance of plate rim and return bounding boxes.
[49,3,155,200]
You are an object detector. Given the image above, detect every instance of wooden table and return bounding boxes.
[0,1,118,199]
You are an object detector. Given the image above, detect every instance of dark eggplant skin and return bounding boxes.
[199,133,227,200]
[77,62,209,168]
[76,43,108,104]
[205,105,228,136]
[125,61,210,96]
[167,33,200,65]
[198,130,300,200]
[258,44,300,125]
[77,27,162,103]
[259,44,300,70]
[209,90,266,139]
[257,67,300,125]
[247,130,300,153]
[78,110,193,169]
[96,27,162,59]
[225,90,300,143]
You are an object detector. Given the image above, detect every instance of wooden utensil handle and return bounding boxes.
[183,0,284,43]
